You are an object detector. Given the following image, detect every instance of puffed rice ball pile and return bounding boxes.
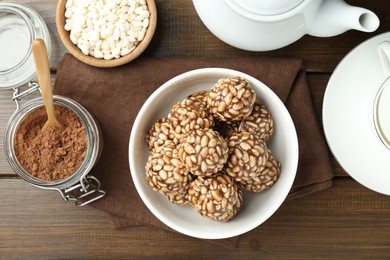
[145,76,281,222]
[64,0,150,60]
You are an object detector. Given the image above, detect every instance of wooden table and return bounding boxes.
[1,0,390,258]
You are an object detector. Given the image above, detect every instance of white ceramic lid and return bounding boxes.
[226,0,304,16]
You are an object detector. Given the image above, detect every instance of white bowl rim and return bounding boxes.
[129,68,299,239]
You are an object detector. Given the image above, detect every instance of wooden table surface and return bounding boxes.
[1,0,390,258]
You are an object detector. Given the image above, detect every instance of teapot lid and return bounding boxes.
[226,0,304,16]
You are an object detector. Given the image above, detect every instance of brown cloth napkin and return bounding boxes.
[54,54,333,248]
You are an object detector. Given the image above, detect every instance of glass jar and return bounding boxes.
[0,1,51,89]
[4,95,106,206]
[1,2,105,205]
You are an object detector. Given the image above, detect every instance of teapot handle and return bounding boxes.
[378,41,390,76]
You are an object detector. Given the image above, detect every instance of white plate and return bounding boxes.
[323,32,390,195]
[129,68,298,239]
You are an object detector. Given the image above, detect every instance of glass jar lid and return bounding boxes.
[0,2,51,89]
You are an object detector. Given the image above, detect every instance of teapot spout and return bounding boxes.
[307,0,379,37]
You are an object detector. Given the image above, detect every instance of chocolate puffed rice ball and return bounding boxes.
[168,97,214,138]
[187,90,209,108]
[166,175,193,206]
[146,118,179,152]
[208,76,256,123]
[188,173,243,222]
[233,103,274,141]
[225,131,268,182]
[178,128,228,177]
[145,149,191,196]
[238,150,281,192]
[154,140,176,157]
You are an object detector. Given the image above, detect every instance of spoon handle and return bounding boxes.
[32,38,60,126]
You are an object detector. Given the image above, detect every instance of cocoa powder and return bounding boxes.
[14,105,87,181]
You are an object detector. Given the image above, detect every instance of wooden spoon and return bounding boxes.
[32,38,63,129]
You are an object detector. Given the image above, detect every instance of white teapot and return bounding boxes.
[192,0,380,51]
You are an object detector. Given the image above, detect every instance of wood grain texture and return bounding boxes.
[8,0,390,71]
[0,48,351,179]
[146,0,390,72]
[0,178,389,259]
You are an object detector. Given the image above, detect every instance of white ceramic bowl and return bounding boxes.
[129,68,298,239]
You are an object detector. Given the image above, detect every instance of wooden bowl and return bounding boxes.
[56,0,157,68]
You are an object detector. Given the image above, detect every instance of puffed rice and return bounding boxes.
[64,0,150,59]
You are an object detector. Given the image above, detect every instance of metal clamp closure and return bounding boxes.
[12,82,40,113]
[58,176,106,206]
